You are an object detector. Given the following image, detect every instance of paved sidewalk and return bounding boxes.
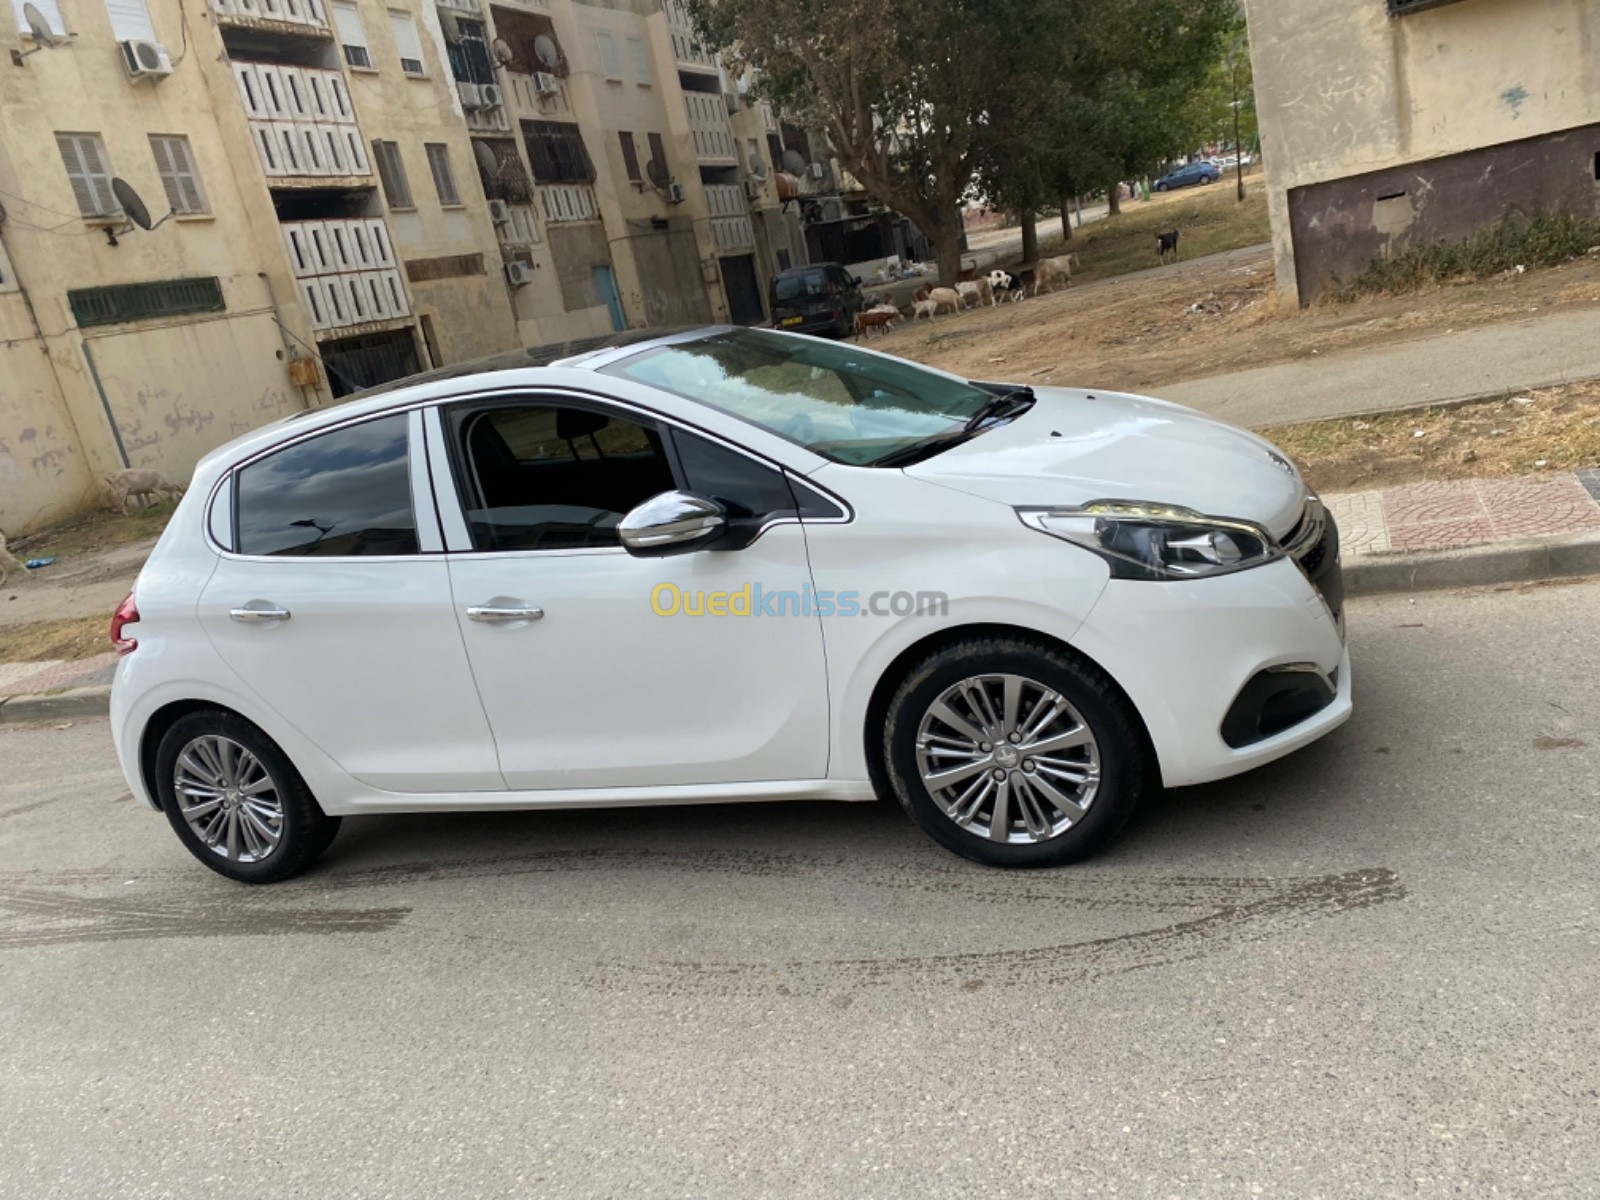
[1163,307,1600,427]
[0,652,118,701]
[1328,468,1600,556]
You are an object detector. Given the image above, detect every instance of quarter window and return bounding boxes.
[235,414,418,557]
[451,402,674,551]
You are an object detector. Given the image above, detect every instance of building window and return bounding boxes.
[647,132,668,177]
[489,6,565,76]
[102,0,153,41]
[332,1,372,69]
[473,137,533,203]
[618,131,640,183]
[449,17,495,85]
[425,143,460,206]
[372,140,414,208]
[149,135,207,215]
[522,121,594,184]
[55,133,116,218]
[595,30,620,80]
[625,34,649,85]
[68,277,225,329]
[11,0,66,36]
[389,8,425,76]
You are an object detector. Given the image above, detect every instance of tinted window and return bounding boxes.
[235,414,418,557]
[773,270,825,302]
[453,402,674,551]
[673,431,797,524]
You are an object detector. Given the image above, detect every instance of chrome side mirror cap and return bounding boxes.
[618,491,726,556]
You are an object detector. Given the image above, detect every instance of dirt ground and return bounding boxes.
[878,200,1600,398]
[1264,379,1600,493]
[0,615,111,663]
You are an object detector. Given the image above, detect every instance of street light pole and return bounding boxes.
[1231,59,1245,202]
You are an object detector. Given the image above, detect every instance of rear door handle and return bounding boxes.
[230,601,291,624]
[467,600,544,624]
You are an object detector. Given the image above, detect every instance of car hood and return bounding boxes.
[904,385,1307,538]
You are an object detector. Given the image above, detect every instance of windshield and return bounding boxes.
[602,329,996,467]
[772,271,827,302]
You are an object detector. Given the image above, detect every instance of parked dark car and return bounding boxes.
[769,263,865,338]
[1153,161,1220,192]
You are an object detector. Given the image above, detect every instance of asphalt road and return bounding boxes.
[3,580,1598,1198]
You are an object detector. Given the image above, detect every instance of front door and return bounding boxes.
[720,254,765,325]
[592,265,626,332]
[197,411,503,792]
[435,395,830,791]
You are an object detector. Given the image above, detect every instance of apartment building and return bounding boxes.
[1244,0,1600,303]
[0,0,812,534]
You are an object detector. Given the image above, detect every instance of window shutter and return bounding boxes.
[625,34,649,84]
[151,136,206,214]
[595,30,619,79]
[618,131,639,182]
[56,134,115,217]
[12,0,66,35]
[373,140,413,208]
[103,0,155,42]
[425,144,459,205]
[332,0,369,64]
[647,132,666,177]
[389,9,425,74]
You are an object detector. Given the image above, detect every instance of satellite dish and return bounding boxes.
[111,178,153,230]
[473,141,500,176]
[645,157,670,190]
[780,149,806,176]
[747,152,767,180]
[23,2,63,45]
[533,34,560,70]
[491,36,514,66]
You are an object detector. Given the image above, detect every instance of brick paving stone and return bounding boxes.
[1385,516,1496,553]
[0,652,119,697]
[1572,467,1600,506]
[1476,476,1600,539]
[1324,492,1389,556]
[1380,480,1485,526]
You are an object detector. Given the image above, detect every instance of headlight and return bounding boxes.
[1017,501,1284,580]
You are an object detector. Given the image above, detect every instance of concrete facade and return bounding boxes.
[1243,0,1600,302]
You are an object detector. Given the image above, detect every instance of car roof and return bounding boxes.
[774,263,838,277]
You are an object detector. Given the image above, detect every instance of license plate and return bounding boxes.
[781,316,803,326]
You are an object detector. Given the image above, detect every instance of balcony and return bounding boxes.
[501,71,572,119]
[211,0,330,35]
[282,219,410,333]
[493,202,542,247]
[234,62,371,181]
[684,92,737,165]
[704,184,753,253]
[663,0,718,74]
[538,184,597,223]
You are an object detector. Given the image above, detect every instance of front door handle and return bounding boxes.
[467,600,544,624]
[230,601,291,624]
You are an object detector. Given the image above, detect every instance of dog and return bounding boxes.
[1156,230,1180,263]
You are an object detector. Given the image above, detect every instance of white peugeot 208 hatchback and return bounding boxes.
[110,326,1349,883]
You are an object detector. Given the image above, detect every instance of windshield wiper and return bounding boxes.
[872,386,1036,469]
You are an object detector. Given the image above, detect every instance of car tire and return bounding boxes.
[155,710,341,884]
[882,637,1149,867]
[1154,183,1167,193]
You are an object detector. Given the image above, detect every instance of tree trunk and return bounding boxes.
[1060,194,1073,241]
[1107,185,1121,217]
[933,219,963,286]
[1019,209,1038,264]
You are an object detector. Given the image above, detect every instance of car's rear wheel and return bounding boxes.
[882,638,1149,867]
[155,711,340,884]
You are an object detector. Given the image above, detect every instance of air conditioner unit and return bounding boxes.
[121,39,174,82]
[743,177,764,201]
[807,161,826,181]
[504,260,533,287]
[479,82,504,107]
[487,198,511,225]
[666,181,685,204]
[531,72,558,96]
[457,81,484,109]
[723,91,739,114]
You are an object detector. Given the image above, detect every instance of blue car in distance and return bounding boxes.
[1153,160,1220,191]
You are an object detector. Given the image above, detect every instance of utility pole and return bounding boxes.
[1230,46,1246,202]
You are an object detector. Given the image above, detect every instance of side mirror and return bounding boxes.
[618,491,725,556]
[851,275,863,286]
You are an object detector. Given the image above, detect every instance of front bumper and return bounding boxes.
[1070,545,1351,789]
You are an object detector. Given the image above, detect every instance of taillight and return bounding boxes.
[111,592,140,655]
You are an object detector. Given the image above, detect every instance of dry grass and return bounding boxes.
[7,502,177,562]
[1263,381,1600,493]
[0,615,112,663]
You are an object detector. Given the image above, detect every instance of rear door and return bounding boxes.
[198,410,503,793]
[433,392,831,791]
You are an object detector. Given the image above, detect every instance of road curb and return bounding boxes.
[0,685,113,724]
[1344,531,1600,596]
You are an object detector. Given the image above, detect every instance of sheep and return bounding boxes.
[956,279,994,308]
[0,530,20,586]
[912,297,939,320]
[1034,252,1082,294]
[104,469,183,514]
[927,286,962,316]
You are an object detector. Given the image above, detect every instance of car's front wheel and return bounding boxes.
[882,637,1149,867]
[155,711,340,884]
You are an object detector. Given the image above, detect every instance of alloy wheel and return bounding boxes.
[914,673,1102,844]
[173,735,284,863]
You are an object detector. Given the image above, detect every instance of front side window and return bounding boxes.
[235,414,418,557]
[603,329,993,467]
[450,401,674,551]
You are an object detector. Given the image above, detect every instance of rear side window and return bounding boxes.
[235,414,418,557]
